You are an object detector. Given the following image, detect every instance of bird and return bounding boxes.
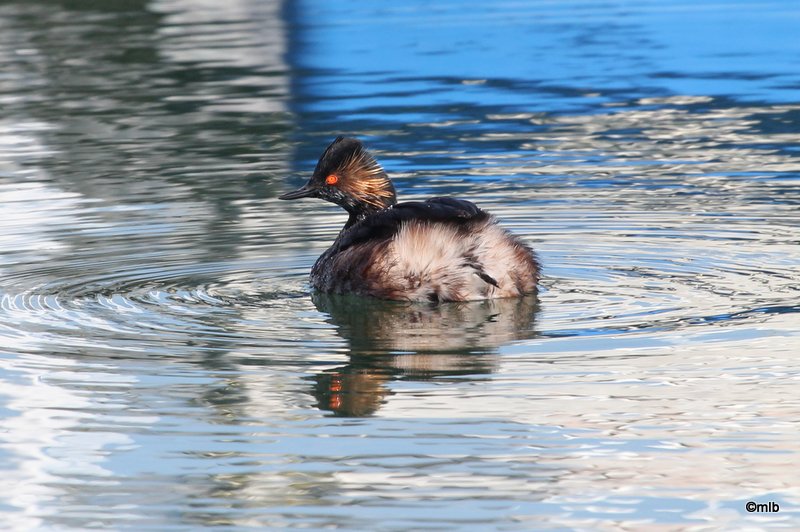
[279,137,540,302]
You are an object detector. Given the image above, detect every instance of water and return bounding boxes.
[1,0,799,529]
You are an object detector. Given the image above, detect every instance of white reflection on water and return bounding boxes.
[0,354,144,530]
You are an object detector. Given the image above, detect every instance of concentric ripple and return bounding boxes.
[536,210,800,339]
[2,198,796,360]
[0,252,331,358]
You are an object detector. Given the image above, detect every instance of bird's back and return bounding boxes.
[311,198,539,302]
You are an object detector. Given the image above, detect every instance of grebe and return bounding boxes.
[279,137,540,302]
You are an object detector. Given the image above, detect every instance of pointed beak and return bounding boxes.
[278,183,317,200]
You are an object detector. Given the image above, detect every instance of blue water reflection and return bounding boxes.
[290,0,800,115]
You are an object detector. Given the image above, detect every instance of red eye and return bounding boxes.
[325,174,338,185]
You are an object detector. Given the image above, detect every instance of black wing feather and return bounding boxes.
[334,197,489,253]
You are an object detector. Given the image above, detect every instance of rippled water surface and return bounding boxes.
[1,0,799,529]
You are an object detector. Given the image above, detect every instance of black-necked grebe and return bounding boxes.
[279,137,540,302]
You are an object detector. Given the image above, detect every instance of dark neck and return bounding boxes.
[337,180,397,231]
[343,201,388,230]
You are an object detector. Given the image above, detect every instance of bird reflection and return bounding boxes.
[310,292,539,416]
